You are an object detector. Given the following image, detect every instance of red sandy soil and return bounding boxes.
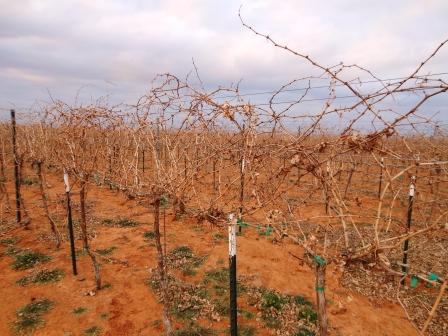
[0,172,419,336]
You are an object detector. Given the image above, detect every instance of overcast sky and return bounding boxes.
[1,0,447,124]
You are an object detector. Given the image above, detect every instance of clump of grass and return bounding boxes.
[73,307,87,315]
[100,218,114,226]
[75,248,88,257]
[13,299,54,334]
[298,306,318,324]
[238,309,254,319]
[212,232,225,242]
[21,177,38,186]
[116,218,139,227]
[239,325,257,336]
[261,291,288,310]
[95,246,116,256]
[100,312,108,320]
[171,322,215,336]
[204,268,228,285]
[101,218,139,228]
[6,246,22,256]
[84,326,101,336]
[167,246,206,276]
[0,236,20,246]
[16,268,64,285]
[143,231,156,239]
[102,283,112,289]
[295,328,316,336]
[246,287,317,333]
[294,295,313,307]
[12,250,51,270]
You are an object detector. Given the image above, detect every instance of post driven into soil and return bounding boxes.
[228,213,238,336]
[10,109,21,224]
[401,176,416,282]
[315,257,328,336]
[64,172,77,275]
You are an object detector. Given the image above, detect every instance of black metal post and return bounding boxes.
[228,214,237,336]
[11,109,21,224]
[401,176,415,283]
[64,172,77,275]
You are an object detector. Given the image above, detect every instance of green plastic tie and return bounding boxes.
[410,275,419,288]
[426,272,439,288]
[160,195,169,207]
[428,272,438,282]
[237,219,249,228]
[313,255,326,266]
[316,286,325,292]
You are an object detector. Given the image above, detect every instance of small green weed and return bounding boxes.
[21,177,38,186]
[84,326,101,336]
[13,299,54,334]
[12,251,51,270]
[73,307,87,315]
[295,328,316,336]
[17,268,64,285]
[240,325,257,336]
[75,248,88,257]
[298,306,317,324]
[238,309,254,319]
[261,291,288,310]
[171,322,215,336]
[0,236,19,246]
[168,246,206,276]
[101,218,139,228]
[95,246,116,256]
[143,231,156,239]
[213,232,225,242]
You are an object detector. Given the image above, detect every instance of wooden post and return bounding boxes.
[378,157,384,200]
[228,213,238,336]
[344,163,356,199]
[325,163,330,214]
[239,156,245,233]
[10,109,21,224]
[63,171,77,275]
[153,195,172,335]
[315,260,328,336]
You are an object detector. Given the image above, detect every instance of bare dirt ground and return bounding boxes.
[0,170,425,336]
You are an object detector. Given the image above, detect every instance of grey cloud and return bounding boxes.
[0,0,447,123]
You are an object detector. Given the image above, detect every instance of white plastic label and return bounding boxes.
[409,183,415,197]
[228,213,237,257]
[63,172,70,193]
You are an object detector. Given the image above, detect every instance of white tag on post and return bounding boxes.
[228,213,237,257]
[63,172,70,193]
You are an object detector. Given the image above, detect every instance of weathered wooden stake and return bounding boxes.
[315,260,328,336]
[378,157,384,199]
[10,109,21,224]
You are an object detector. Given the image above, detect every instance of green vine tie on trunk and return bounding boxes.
[313,255,326,266]
[410,275,419,288]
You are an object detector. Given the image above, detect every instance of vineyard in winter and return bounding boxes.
[1,16,448,336]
